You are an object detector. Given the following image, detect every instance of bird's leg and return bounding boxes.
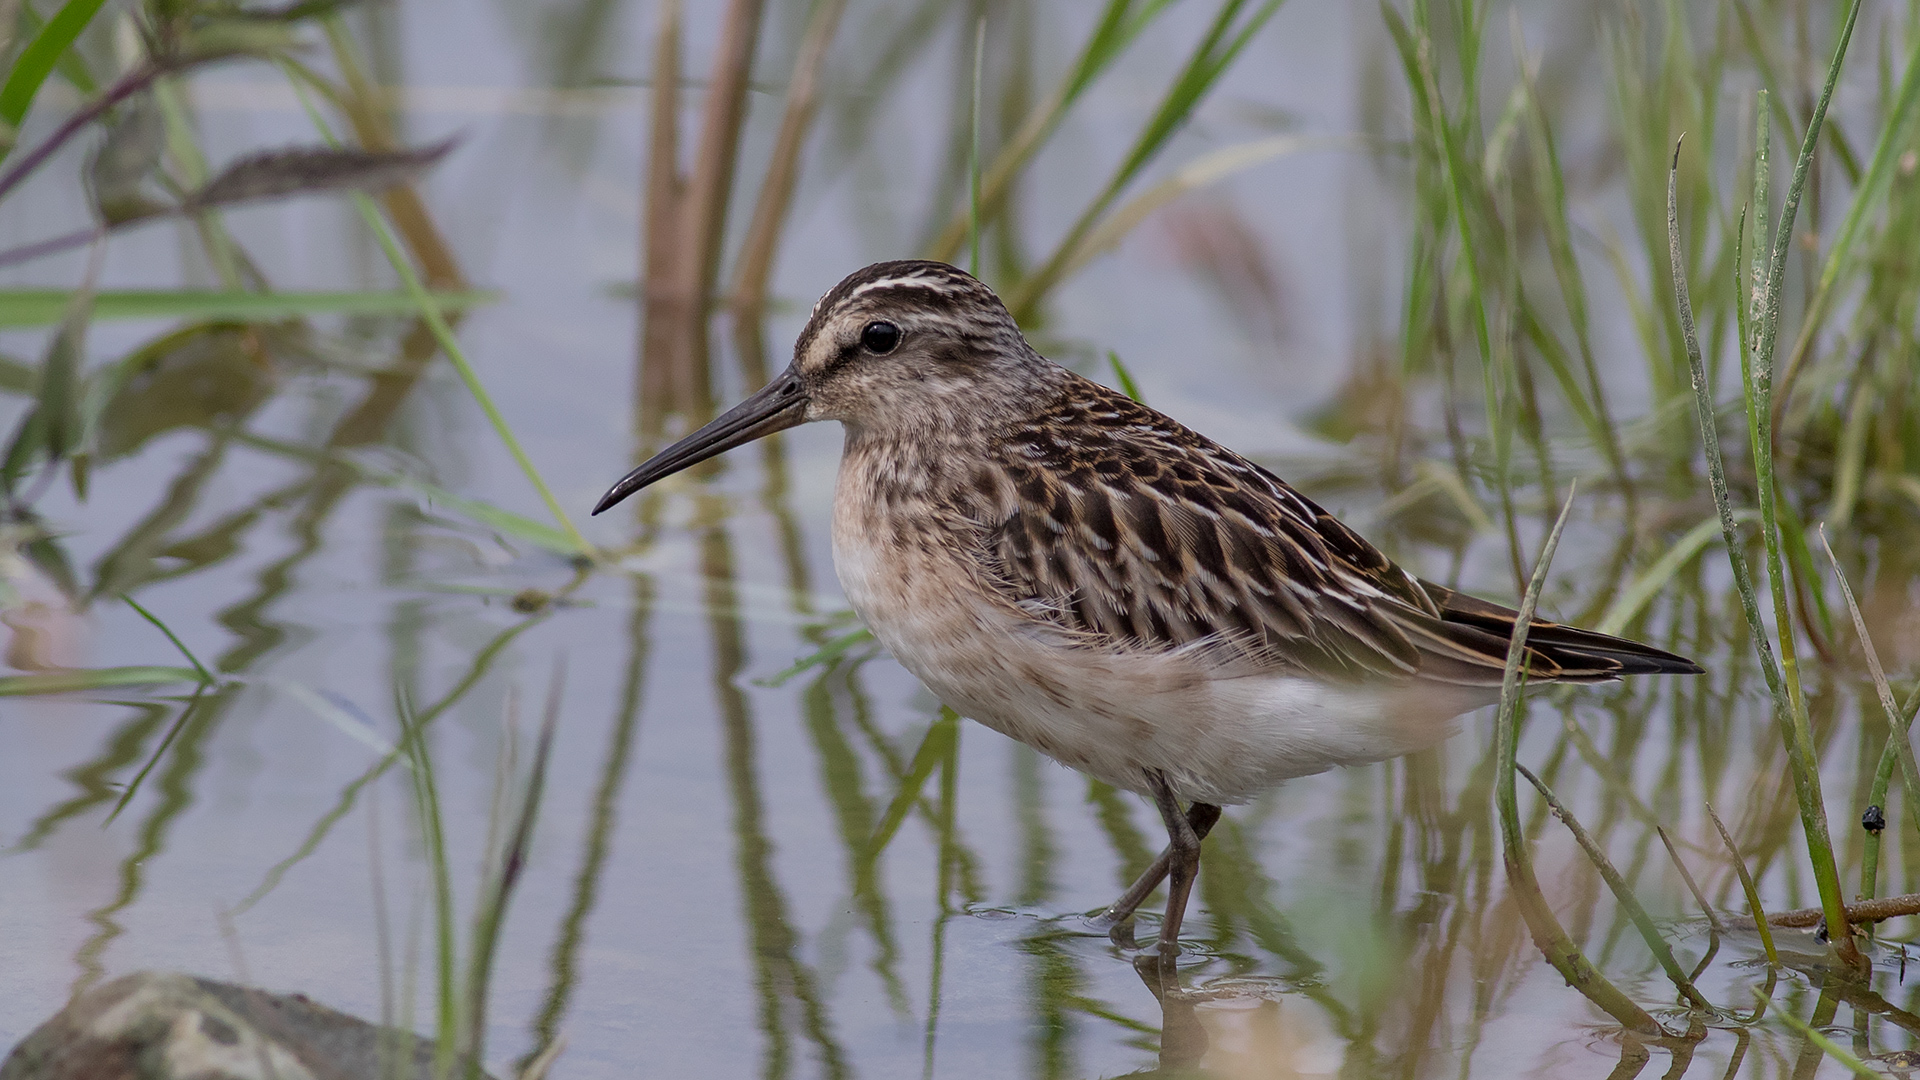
[1100,773,1220,950]
[1147,770,1207,965]
[1101,803,1221,945]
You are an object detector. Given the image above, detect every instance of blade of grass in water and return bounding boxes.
[464,663,563,1075]
[0,0,109,133]
[1862,696,1920,906]
[1107,351,1144,403]
[1657,825,1723,934]
[232,611,552,916]
[1594,512,1755,637]
[352,198,593,556]
[121,595,216,684]
[1494,484,1659,1035]
[1755,989,1882,1079]
[1516,763,1711,1009]
[863,709,961,877]
[1819,527,1920,842]
[280,70,592,557]
[388,474,585,559]
[924,0,1180,263]
[1774,27,1920,417]
[1007,0,1288,320]
[1056,134,1339,284]
[222,430,579,559]
[1706,803,1777,966]
[1672,127,1852,951]
[0,665,202,695]
[396,687,459,1077]
[102,681,208,826]
[1746,3,1863,788]
[754,626,875,688]
[0,288,494,328]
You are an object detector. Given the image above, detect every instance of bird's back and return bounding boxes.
[945,371,1699,687]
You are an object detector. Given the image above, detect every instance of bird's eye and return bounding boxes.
[860,321,901,354]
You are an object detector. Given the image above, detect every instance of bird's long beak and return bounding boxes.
[592,370,808,514]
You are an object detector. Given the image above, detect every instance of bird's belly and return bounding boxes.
[832,519,1475,805]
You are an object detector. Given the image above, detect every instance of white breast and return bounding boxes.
[830,481,1479,805]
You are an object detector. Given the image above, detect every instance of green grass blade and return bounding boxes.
[1746,93,1770,350]
[1749,0,1860,748]
[102,680,206,826]
[279,68,591,557]
[1516,763,1711,1009]
[0,0,109,130]
[1055,134,1337,284]
[388,474,584,558]
[121,595,216,683]
[1754,989,1882,1078]
[395,689,458,1074]
[1008,0,1288,318]
[1594,512,1756,637]
[864,709,960,871]
[1776,26,1920,411]
[1494,483,1659,1034]
[924,0,1179,262]
[232,615,545,916]
[1819,527,1920,842]
[463,663,562,1074]
[0,665,203,694]
[1746,0,1863,950]
[0,288,496,328]
[350,201,592,555]
[1671,135,1850,948]
[1107,350,1144,403]
[1657,825,1723,933]
[754,626,874,688]
[1707,803,1777,965]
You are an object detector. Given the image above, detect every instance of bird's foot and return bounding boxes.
[1132,948,1183,997]
[1102,912,1139,949]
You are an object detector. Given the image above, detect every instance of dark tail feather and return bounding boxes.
[1418,581,1704,684]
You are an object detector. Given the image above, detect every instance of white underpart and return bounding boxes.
[833,486,1492,806]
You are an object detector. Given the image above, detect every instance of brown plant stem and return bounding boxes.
[728,0,848,315]
[638,0,685,442]
[1763,892,1920,929]
[670,0,767,397]
[0,61,161,204]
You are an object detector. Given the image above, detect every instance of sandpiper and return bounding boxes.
[595,259,1701,963]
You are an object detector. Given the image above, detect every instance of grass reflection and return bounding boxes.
[520,577,653,1073]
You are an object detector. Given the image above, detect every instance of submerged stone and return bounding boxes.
[0,971,497,1080]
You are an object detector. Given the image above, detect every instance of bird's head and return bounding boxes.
[594,260,1047,514]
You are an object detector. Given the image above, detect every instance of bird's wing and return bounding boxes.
[974,376,1698,684]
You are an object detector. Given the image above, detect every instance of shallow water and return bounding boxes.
[4,2,1918,1077]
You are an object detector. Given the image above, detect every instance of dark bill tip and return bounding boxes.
[592,374,808,515]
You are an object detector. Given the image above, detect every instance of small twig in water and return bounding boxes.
[1763,893,1920,929]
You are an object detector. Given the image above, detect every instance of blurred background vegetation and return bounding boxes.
[3,0,1920,1077]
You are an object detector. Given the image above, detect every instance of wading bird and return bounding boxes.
[594,260,1701,967]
